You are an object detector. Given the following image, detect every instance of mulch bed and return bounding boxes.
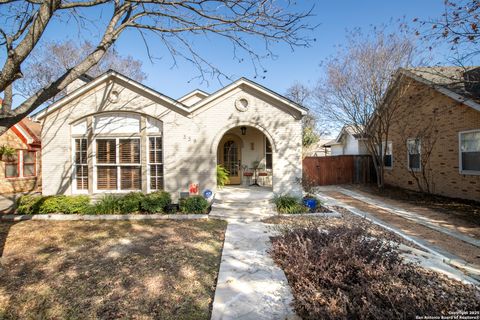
[268,214,480,320]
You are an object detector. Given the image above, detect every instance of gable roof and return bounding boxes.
[10,118,42,148]
[332,125,366,144]
[35,70,307,120]
[400,66,480,112]
[178,89,210,104]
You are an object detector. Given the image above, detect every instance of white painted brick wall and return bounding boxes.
[41,79,304,199]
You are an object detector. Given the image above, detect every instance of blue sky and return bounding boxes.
[40,1,446,99]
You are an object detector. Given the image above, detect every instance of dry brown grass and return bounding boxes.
[0,219,227,320]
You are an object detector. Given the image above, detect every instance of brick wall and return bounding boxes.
[0,129,41,194]
[384,79,480,201]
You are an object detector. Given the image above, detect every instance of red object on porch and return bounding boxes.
[189,183,199,195]
[243,172,253,176]
[258,172,268,177]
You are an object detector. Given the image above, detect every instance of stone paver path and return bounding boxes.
[211,220,297,320]
[210,186,297,320]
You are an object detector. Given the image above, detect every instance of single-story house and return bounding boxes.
[376,66,480,201]
[0,111,42,194]
[322,125,369,156]
[303,139,332,157]
[35,70,306,199]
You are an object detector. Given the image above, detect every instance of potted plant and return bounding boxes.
[302,194,318,212]
[216,164,230,188]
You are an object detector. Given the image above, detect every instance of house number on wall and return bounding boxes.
[183,135,197,143]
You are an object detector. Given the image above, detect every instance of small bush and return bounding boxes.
[273,195,309,214]
[90,194,122,214]
[271,225,480,319]
[118,192,144,214]
[38,196,66,214]
[179,196,209,214]
[141,191,171,213]
[16,195,42,214]
[17,195,91,214]
[61,195,91,214]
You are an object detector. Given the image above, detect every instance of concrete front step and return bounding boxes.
[213,203,275,211]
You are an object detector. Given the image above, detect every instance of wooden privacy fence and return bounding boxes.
[303,155,376,186]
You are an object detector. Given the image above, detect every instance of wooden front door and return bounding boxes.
[219,136,242,185]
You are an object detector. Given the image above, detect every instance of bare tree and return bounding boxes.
[416,0,480,62]
[285,82,320,149]
[0,0,314,134]
[17,40,147,103]
[314,26,419,187]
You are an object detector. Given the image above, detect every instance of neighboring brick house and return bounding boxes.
[376,66,480,201]
[0,115,42,194]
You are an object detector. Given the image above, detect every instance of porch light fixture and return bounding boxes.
[240,126,247,135]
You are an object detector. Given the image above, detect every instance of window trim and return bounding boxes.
[381,141,393,170]
[459,129,480,175]
[93,137,142,193]
[72,138,89,194]
[147,135,164,193]
[264,136,273,170]
[4,150,20,179]
[406,138,421,172]
[22,150,36,177]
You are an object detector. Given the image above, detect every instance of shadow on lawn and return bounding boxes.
[0,219,226,320]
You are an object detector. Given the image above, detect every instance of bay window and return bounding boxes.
[72,113,163,193]
[460,130,480,174]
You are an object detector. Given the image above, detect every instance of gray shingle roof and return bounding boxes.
[405,66,480,104]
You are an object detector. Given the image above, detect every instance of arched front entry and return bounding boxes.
[216,125,273,188]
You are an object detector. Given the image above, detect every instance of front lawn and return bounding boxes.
[0,219,227,319]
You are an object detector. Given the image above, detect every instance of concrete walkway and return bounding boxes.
[211,220,297,320]
[210,186,298,320]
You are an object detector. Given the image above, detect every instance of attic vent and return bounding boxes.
[463,67,480,97]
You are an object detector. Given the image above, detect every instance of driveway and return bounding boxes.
[315,186,480,276]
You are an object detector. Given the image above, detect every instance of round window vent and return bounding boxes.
[235,97,249,112]
[108,90,120,103]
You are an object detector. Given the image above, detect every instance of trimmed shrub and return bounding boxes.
[61,195,91,214]
[179,196,209,214]
[16,195,91,214]
[273,194,309,214]
[271,225,480,319]
[16,195,43,215]
[118,192,144,214]
[141,191,171,213]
